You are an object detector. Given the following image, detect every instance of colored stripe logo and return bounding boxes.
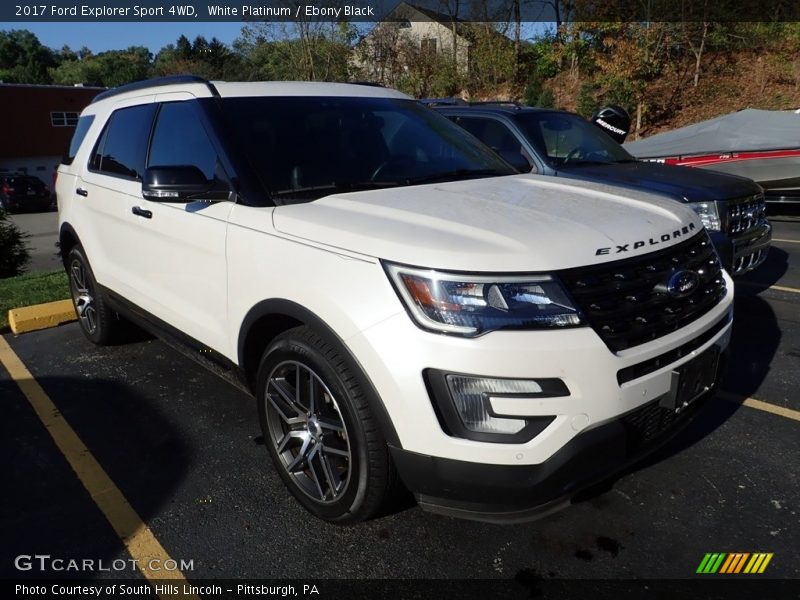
[696,553,773,574]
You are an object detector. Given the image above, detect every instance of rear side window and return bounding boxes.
[453,117,521,154]
[63,115,95,165]
[148,102,218,180]
[90,104,156,179]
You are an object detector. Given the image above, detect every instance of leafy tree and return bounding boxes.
[154,36,243,79]
[0,30,57,83]
[241,21,355,82]
[0,209,30,278]
[51,46,152,87]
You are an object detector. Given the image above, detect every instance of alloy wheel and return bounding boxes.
[265,360,352,503]
[70,258,97,335]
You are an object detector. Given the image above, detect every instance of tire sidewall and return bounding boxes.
[256,334,370,523]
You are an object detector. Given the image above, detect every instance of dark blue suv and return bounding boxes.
[430,102,771,275]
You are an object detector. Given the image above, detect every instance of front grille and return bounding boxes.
[560,232,726,352]
[727,194,766,235]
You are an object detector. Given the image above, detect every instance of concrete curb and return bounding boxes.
[8,299,76,335]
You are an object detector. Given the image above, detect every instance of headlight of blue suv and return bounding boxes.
[384,262,584,336]
[687,201,721,231]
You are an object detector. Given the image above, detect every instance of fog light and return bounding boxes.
[445,375,544,435]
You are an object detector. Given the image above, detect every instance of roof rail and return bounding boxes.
[468,101,522,108]
[91,75,218,104]
[348,80,386,88]
[418,97,468,107]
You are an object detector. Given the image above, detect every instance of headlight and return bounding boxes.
[687,201,721,231]
[383,262,584,336]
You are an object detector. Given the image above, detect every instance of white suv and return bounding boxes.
[57,77,733,523]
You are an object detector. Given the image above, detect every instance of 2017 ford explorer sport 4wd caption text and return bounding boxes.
[57,77,733,524]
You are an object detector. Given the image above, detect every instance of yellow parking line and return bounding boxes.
[737,281,800,295]
[719,391,800,423]
[772,238,800,244]
[0,336,197,599]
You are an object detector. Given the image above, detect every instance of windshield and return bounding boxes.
[516,112,635,168]
[218,96,513,202]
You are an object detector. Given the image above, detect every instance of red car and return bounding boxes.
[0,174,53,212]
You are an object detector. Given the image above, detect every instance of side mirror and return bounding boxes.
[142,166,229,202]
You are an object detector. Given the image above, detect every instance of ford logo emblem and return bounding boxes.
[665,270,700,298]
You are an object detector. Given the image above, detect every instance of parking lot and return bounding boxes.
[1,217,798,592]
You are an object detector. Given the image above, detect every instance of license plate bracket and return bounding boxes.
[660,347,720,413]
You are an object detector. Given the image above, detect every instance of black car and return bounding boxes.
[0,174,53,213]
[429,101,771,275]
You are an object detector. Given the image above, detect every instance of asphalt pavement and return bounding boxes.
[1,219,798,595]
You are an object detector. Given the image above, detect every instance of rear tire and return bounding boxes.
[256,326,395,523]
[67,245,119,345]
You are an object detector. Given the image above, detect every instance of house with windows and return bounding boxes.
[0,83,105,178]
[351,2,473,86]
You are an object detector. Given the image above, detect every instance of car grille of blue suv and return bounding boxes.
[727,193,766,235]
[560,231,726,352]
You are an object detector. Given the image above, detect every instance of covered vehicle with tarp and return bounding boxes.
[624,109,800,204]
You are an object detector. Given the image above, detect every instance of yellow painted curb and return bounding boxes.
[8,299,76,335]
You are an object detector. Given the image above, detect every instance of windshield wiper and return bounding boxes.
[405,168,510,185]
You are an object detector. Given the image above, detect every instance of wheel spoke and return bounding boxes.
[318,449,340,498]
[84,306,96,332]
[307,374,316,414]
[71,263,86,291]
[267,393,305,427]
[306,445,327,500]
[321,444,349,458]
[318,416,344,433]
[271,376,297,406]
[276,430,306,454]
[285,435,313,473]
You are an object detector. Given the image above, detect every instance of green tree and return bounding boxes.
[0,30,57,83]
[0,209,30,278]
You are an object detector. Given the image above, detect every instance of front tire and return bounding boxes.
[256,326,395,523]
[67,245,119,345]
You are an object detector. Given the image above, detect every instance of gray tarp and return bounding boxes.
[624,108,800,158]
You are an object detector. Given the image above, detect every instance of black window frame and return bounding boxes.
[88,103,157,182]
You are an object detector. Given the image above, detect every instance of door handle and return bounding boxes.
[132,206,152,219]
[76,188,88,197]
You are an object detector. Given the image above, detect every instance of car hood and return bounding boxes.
[557,161,762,202]
[272,174,703,272]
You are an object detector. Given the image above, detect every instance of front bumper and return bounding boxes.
[391,363,722,523]
[730,220,771,275]
[345,268,733,520]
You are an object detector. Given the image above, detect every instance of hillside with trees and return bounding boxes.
[2,22,800,139]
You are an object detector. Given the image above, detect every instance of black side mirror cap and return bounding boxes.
[142,166,229,202]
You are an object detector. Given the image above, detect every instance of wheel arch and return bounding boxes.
[59,222,81,268]
[238,299,401,448]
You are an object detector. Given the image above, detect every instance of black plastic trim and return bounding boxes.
[617,312,731,385]
[424,368,562,444]
[100,286,250,394]
[237,298,401,447]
